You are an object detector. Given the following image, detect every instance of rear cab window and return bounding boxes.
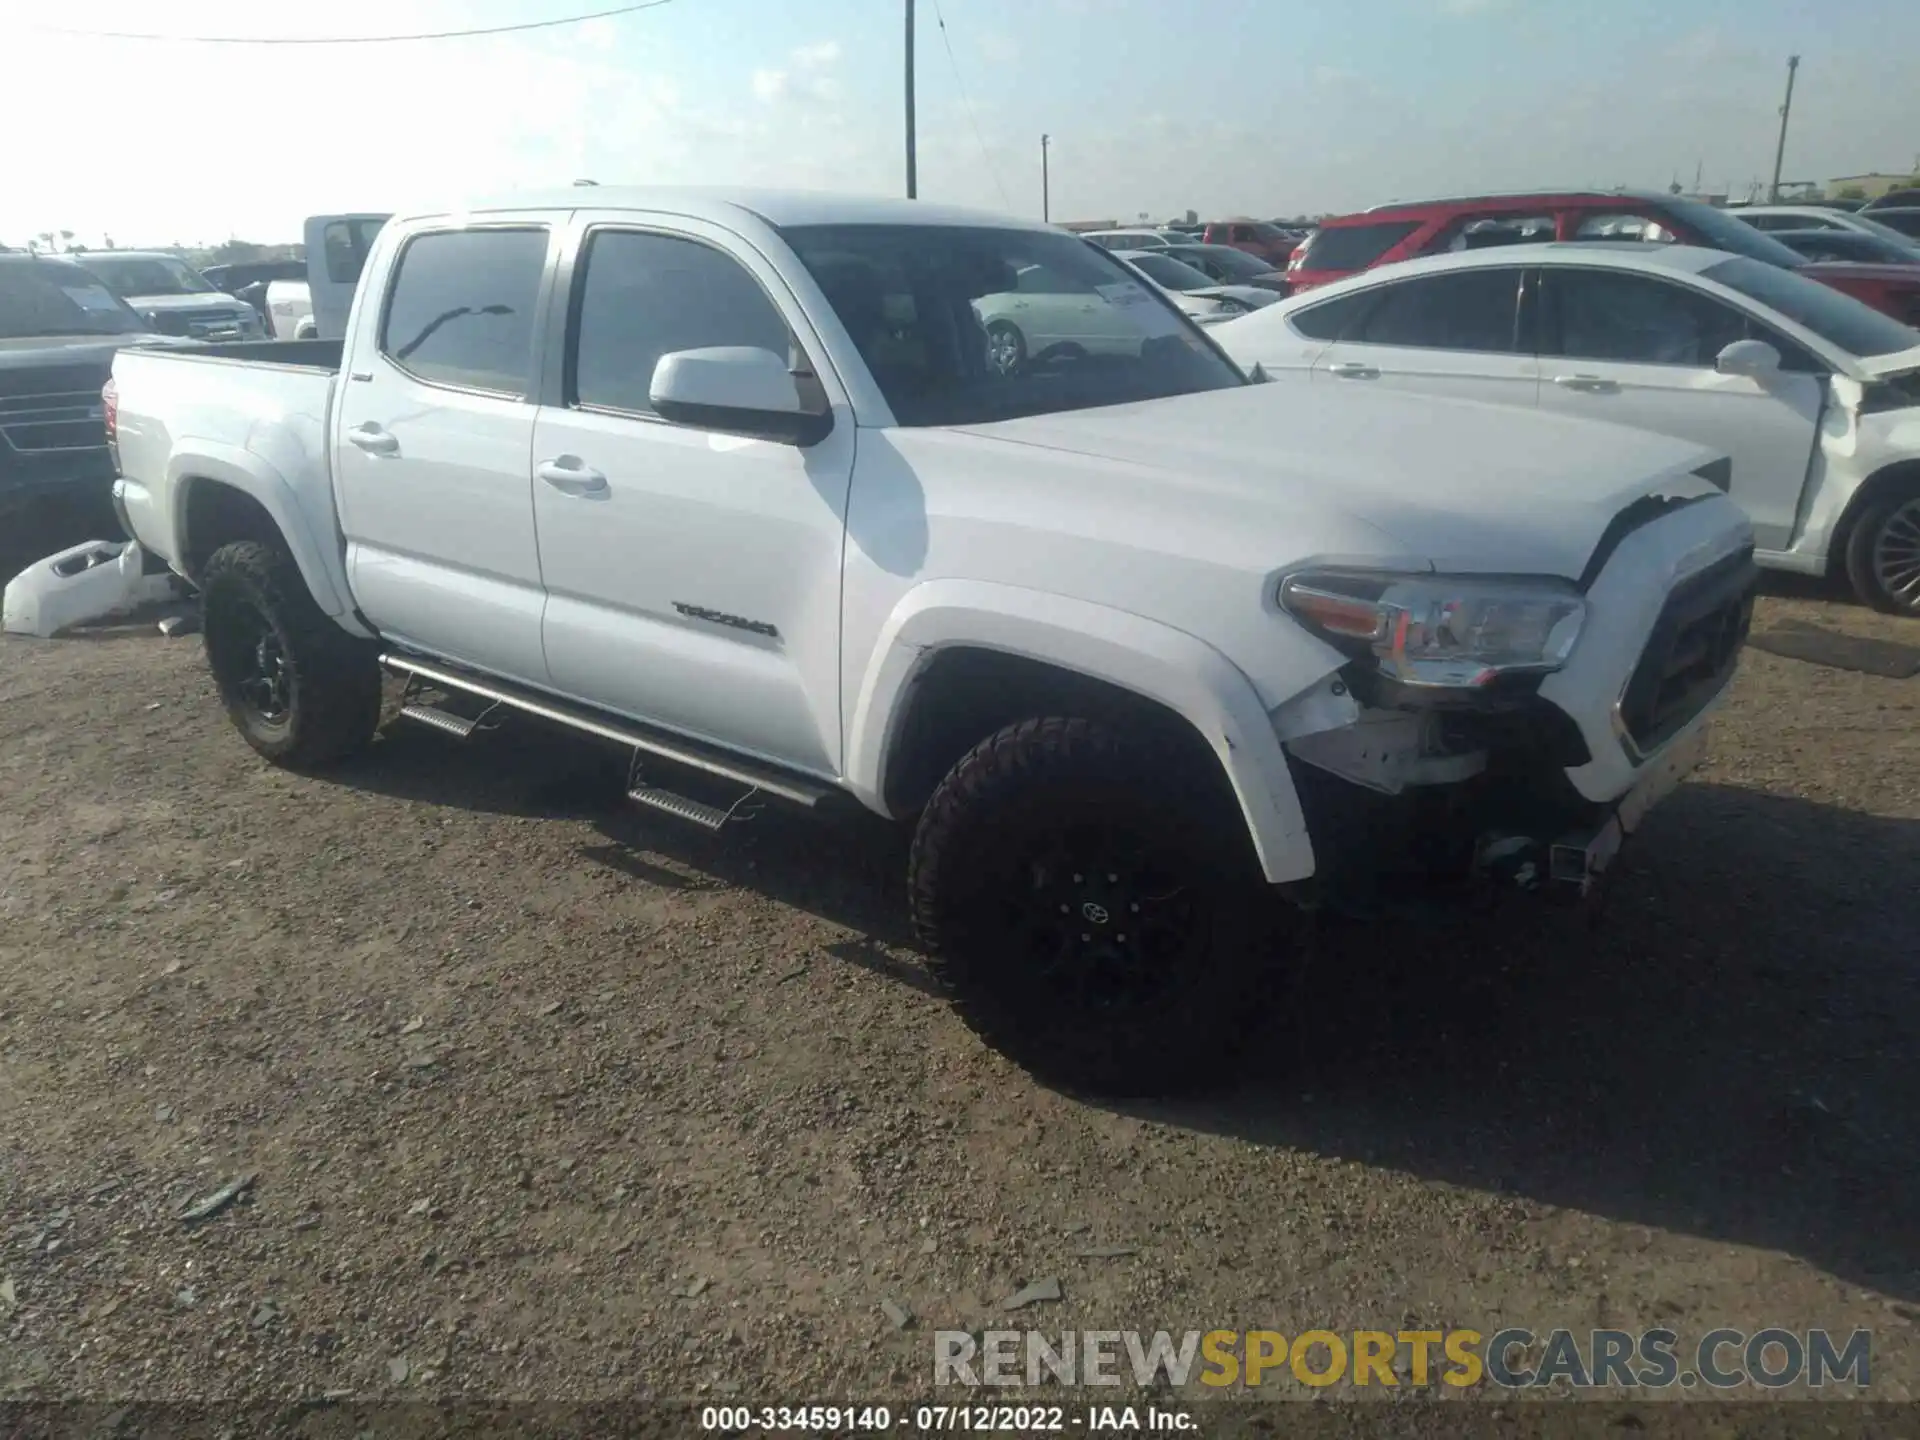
[1295,221,1422,272]
[379,227,550,396]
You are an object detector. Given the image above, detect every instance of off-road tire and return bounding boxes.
[908,715,1282,1097]
[200,539,380,768]
[1844,480,1920,616]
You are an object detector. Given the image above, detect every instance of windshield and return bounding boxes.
[1661,199,1811,268]
[1247,222,1287,242]
[780,223,1243,427]
[0,263,149,338]
[1702,256,1920,359]
[1125,252,1217,291]
[1177,245,1275,279]
[81,255,216,297]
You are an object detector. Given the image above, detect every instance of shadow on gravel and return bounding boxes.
[1132,782,1920,1303]
[325,716,1920,1296]
[334,710,917,945]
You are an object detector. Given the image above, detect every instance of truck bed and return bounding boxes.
[138,338,343,372]
[110,340,344,584]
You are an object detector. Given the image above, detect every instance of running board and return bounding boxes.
[378,652,834,810]
[626,784,731,831]
[399,703,477,739]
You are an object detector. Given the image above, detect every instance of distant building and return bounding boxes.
[1826,171,1920,200]
[1058,219,1119,233]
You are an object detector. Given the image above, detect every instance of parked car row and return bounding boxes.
[1284,190,1920,326]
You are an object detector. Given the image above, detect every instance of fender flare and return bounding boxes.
[167,441,363,631]
[845,579,1320,885]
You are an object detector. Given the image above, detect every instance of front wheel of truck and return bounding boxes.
[908,715,1281,1097]
[201,540,380,769]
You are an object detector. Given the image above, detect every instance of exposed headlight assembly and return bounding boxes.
[1280,570,1586,689]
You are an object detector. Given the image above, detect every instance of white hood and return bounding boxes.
[1859,344,1920,382]
[950,381,1733,581]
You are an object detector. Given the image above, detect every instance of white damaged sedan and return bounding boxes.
[1213,242,1920,613]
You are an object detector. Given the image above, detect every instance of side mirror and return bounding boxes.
[649,346,831,447]
[1715,339,1781,379]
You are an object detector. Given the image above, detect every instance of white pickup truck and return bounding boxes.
[107,187,1758,1095]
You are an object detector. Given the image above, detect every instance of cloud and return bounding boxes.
[747,39,843,108]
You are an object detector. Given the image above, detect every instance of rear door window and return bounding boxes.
[1295,221,1421,272]
[379,227,549,395]
[1288,288,1379,341]
[324,218,388,284]
[1348,267,1524,352]
[1571,212,1678,245]
[1433,213,1557,253]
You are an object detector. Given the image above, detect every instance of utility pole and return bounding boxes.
[1769,55,1799,202]
[904,0,917,199]
[1040,134,1050,222]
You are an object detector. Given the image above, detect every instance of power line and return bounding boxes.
[23,0,675,45]
[929,0,1012,210]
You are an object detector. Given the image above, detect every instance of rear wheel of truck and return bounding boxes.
[201,540,380,769]
[908,715,1280,1097]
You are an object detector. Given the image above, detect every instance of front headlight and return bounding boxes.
[1280,570,1586,689]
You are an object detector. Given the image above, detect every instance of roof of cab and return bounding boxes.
[416,186,1056,234]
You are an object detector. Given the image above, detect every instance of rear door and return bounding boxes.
[1534,265,1824,551]
[1308,265,1541,407]
[332,216,562,682]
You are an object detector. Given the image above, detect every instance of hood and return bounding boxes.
[948,382,1729,580]
[1858,343,1920,382]
[0,332,200,373]
[123,291,250,313]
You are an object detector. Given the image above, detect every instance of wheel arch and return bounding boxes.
[1827,457,1920,574]
[167,443,368,636]
[845,580,1323,884]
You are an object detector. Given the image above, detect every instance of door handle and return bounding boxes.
[347,423,398,455]
[1327,362,1379,379]
[1553,374,1620,394]
[537,457,608,495]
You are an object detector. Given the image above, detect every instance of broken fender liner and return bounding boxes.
[2,539,176,638]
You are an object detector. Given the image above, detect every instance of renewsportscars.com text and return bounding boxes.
[933,1327,1873,1391]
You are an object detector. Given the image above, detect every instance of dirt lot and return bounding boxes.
[2,584,1918,1414]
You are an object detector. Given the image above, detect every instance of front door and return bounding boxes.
[332,218,561,683]
[1535,266,1824,552]
[529,213,856,776]
[1310,265,1541,408]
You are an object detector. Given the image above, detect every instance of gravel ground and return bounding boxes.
[2,583,1917,1415]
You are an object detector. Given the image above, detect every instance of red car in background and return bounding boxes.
[1287,191,1920,324]
[1198,218,1299,266]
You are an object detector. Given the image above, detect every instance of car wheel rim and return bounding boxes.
[214,598,291,725]
[1872,497,1920,609]
[994,819,1204,1011]
[988,328,1022,375]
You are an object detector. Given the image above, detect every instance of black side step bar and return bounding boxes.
[378,652,835,810]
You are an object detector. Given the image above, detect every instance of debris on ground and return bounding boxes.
[999,1277,1063,1310]
[879,1296,914,1330]
[178,1172,257,1225]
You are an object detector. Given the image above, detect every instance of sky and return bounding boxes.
[3,0,1918,248]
